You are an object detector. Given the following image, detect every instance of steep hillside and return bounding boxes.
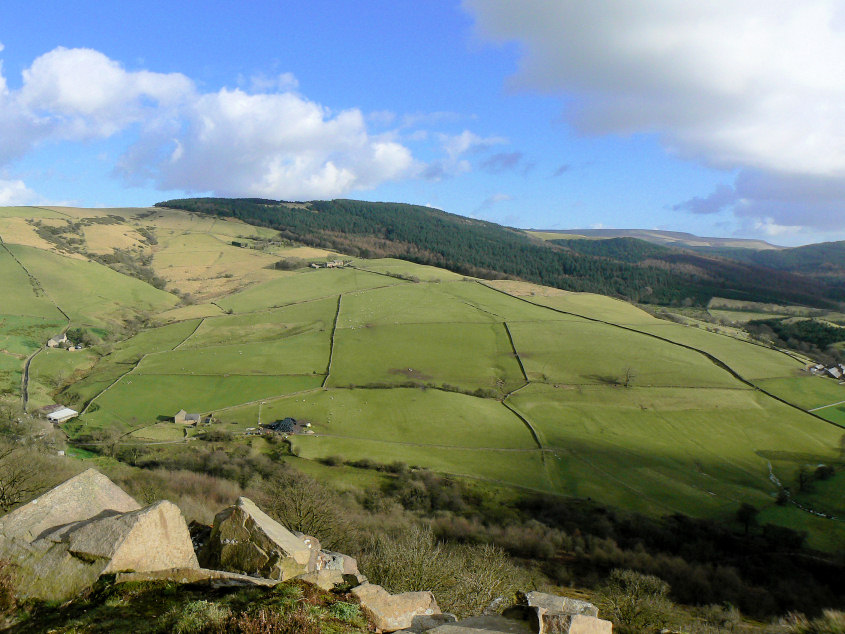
[156,198,843,308]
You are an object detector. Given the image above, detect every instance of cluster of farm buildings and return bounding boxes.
[808,363,845,381]
[46,333,84,352]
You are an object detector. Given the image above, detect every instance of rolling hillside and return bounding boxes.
[156,198,845,308]
[2,204,845,551]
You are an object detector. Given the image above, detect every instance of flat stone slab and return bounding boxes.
[518,591,599,618]
[426,615,534,634]
[116,567,279,587]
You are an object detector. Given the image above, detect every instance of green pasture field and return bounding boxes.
[220,387,536,450]
[626,322,804,380]
[0,315,64,357]
[183,298,337,347]
[328,322,526,393]
[756,376,845,412]
[155,303,225,323]
[136,332,330,377]
[0,354,22,396]
[79,374,324,432]
[508,319,739,388]
[10,244,177,326]
[216,267,401,313]
[289,434,553,493]
[337,282,501,327]
[60,361,137,411]
[525,290,662,325]
[350,258,465,282]
[27,348,99,409]
[129,423,186,441]
[709,309,791,323]
[442,282,574,323]
[508,383,843,535]
[108,319,202,364]
[0,248,65,319]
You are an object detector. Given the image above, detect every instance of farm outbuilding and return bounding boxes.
[47,334,68,348]
[174,409,204,425]
[47,407,78,424]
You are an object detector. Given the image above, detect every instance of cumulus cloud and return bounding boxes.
[464,0,845,229]
[0,46,424,199]
[0,179,37,205]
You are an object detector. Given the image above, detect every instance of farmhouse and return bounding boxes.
[47,407,78,424]
[174,409,208,425]
[46,334,68,348]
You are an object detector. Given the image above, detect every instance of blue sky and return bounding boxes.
[2,1,845,245]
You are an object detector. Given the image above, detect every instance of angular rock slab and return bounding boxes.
[540,614,612,634]
[199,496,315,580]
[0,468,140,545]
[352,582,441,632]
[426,615,534,634]
[9,500,197,601]
[116,567,279,588]
[517,591,599,618]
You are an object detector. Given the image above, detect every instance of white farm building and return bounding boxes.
[47,407,78,424]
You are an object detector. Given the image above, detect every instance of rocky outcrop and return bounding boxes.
[0,468,140,545]
[0,471,197,601]
[116,567,279,588]
[435,593,611,634]
[515,592,599,618]
[352,582,441,632]
[199,497,318,580]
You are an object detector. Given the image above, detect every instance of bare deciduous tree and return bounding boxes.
[0,445,42,513]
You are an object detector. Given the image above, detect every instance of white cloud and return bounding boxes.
[424,130,508,180]
[464,1,845,226]
[0,46,425,200]
[0,179,37,205]
[465,1,845,175]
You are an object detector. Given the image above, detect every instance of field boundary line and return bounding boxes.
[809,400,845,412]
[479,281,845,431]
[80,354,148,415]
[323,295,342,388]
[503,322,528,384]
[172,318,205,350]
[20,347,42,412]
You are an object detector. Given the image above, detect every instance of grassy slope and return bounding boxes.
[2,208,843,548]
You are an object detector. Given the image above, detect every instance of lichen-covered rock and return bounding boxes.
[296,568,347,590]
[540,614,612,634]
[199,497,314,580]
[7,500,198,601]
[352,582,441,632]
[517,591,599,618]
[425,615,533,634]
[0,468,140,546]
[318,549,360,575]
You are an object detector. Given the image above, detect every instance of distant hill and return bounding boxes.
[536,228,845,285]
[156,198,844,309]
[529,228,782,250]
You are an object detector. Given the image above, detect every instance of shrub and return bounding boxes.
[360,525,526,618]
[595,569,676,633]
[784,610,845,634]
